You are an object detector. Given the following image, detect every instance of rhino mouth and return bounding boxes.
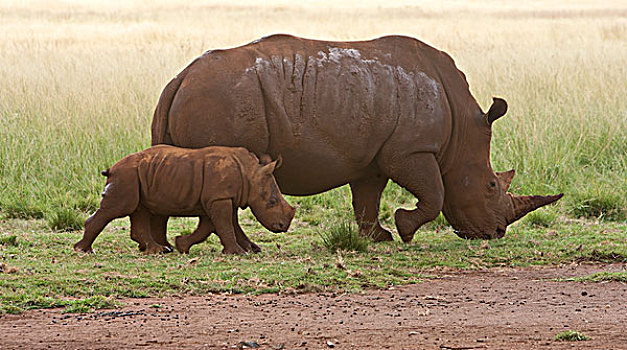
[269,221,290,233]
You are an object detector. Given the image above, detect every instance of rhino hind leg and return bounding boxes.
[174,215,215,253]
[73,209,118,253]
[74,173,140,253]
[378,153,444,243]
[232,208,262,253]
[349,176,393,242]
[150,215,173,252]
[131,207,172,254]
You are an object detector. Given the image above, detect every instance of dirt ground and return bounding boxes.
[1,264,625,350]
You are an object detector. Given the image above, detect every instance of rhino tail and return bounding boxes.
[151,60,197,146]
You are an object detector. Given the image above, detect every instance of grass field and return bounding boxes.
[0,1,626,313]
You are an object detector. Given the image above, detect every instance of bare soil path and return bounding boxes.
[1,264,625,350]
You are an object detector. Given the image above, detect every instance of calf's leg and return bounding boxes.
[74,172,140,253]
[150,215,173,252]
[174,216,215,253]
[233,208,262,253]
[206,199,246,255]
[131,207,171,254]
[74,209,119,253]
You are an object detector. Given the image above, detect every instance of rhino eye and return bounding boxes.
[489,181,496,188]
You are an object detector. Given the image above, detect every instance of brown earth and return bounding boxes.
[1,264,625,350]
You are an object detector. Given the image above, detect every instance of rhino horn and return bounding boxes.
[486,97,508,124]
[496,169,515,191]
[508,193,564,224]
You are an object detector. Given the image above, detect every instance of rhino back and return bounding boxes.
[167,35,451,194]
[137,146,208,215]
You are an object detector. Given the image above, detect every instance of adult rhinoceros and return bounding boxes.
[151,34,562,242]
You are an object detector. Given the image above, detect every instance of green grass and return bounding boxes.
[1,211,625,314]
[558,271,627,283]
[318,212,371,253]
[1,0,626,315]
[554,330,590,342]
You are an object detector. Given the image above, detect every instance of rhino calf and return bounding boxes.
[73,145,296,254]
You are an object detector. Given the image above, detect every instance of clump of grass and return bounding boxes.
[318,212,370,253]
[46,207,85,231]
[554,330,590,341]
[524,210,559,228]
[570,191,626,221]
[1,198,45,219]
[425,213,449,230]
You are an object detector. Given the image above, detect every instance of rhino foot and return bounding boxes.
[248,241,262,253]
[143,243,173,254]
[73,242,94,254]
[366,227,394,242]
[174,235,194,254]
[222,244,247,255]
[394,209,419,243]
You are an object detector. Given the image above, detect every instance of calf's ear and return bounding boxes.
[486,97,508,124]
[261,159,280,174]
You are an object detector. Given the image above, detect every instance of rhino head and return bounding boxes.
[247,155,296,233]
[441,97,563,239]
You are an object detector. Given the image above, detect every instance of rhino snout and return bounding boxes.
[269,205,296,233]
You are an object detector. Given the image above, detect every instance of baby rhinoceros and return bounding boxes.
[73,145,296,254]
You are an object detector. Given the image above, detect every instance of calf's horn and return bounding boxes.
[508,193,564,224]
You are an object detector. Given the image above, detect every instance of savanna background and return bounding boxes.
[0,0,625,314]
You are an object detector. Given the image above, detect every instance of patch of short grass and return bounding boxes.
[558,271,627,283]
[1,212,625,314]
[62,296,118,314]
[554,330,590,342]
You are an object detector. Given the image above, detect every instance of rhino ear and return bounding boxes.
[486,97,508,125]
[274,154,283,169]
[258,154,273,165]
[496,169,515,191]
[261,156,282,174]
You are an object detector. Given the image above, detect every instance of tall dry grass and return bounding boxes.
[1,0,625,224]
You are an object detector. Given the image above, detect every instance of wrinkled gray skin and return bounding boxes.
[152,34,563,242]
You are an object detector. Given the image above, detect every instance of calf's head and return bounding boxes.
[442,98,563,239]
[247,155,296,233]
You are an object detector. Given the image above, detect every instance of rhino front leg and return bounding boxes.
[233,208,262,253]
[378,153,444,243]
[207,199,246,255]
[349,175,393,242]
[174,216,215,253]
